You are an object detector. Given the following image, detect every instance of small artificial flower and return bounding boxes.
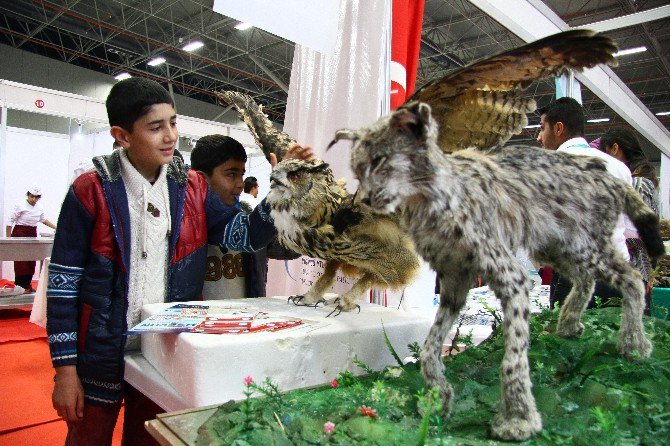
[244,375,253,386]
[358,405,378,418]
[323,421,335,434]
[330,379,339,389]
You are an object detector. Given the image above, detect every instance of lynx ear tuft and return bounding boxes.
[390,102,431,140]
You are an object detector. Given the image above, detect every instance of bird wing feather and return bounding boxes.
[406,29,618,152]
[217,91,297,162]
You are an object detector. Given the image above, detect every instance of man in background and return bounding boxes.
[240,176,260,210]
[536,97,634,308]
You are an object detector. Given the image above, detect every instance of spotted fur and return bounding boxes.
[338,103,663,441]
[266,158,420,312]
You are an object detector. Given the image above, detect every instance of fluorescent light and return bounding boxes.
[234,22,253,31]
[182,41,204,52]
[613,46,647,57]
[524,124,541,129]
[587,118,610,123]
[148,57,166,66]
[655,111,670,116]
[114,72,131,81]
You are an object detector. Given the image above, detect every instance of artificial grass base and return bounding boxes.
[196,307,670,445]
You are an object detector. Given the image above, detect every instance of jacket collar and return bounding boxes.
[92,149,188,186]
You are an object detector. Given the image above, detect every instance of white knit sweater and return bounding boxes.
[119,150,171,349]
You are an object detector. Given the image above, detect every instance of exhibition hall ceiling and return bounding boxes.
[0,0,668,157]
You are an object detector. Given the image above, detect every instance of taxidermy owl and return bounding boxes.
[218,91,420,315]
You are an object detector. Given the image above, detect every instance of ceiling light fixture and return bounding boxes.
[587,118,610,123]
[114,72,131,81]
[234,22,254,31]
[148,57,166,66]
[524,124,540,129]
[613,46,647,57]
[182,41,204,52]
[655,111,670,116]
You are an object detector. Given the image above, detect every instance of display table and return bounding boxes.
[0,237,53,309]
[130,296,433,410]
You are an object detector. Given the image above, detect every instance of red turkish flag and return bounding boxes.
[390,0,425,110]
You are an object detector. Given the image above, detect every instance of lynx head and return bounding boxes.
[331,102,437,214]
[267,159,348,223]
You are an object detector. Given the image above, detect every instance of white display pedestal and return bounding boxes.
[128,296,433,410]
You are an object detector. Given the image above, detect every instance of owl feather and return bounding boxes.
[219,92,420,313]
[404,29,618,152]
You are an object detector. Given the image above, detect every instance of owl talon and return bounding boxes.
[288,295,325,308]
[326,306,342,318]
[326,303,361,317]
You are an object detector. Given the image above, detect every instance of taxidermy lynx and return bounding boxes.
[334,102,664,440]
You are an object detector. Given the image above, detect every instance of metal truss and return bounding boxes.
[0,0,667,138]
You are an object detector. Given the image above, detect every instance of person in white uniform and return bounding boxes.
[5,184,57,293]
[536,97,634,309]
[239,176,260,211]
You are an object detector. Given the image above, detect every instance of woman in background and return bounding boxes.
[5,184,57,293]
[598,128,659,312]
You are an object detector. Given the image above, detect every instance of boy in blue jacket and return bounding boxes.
[47,77,282,445]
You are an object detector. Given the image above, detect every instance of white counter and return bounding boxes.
[131,296,433,409]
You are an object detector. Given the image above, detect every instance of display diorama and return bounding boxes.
[196,307,670,445]
[195,30,669,444]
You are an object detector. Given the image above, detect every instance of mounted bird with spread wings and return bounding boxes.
[217,91,420,316]
[331,29,618,153]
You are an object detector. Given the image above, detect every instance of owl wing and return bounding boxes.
[406,29,618,153]
[217,91,297,162]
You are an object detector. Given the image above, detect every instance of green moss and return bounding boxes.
[196,308,670,445]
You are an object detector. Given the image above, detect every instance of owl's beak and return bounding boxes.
[327,129,357,151]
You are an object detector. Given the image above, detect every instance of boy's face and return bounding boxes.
[112,103,178,179]
[203,159,246,206]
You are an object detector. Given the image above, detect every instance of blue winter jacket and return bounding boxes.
[46,151,276,406]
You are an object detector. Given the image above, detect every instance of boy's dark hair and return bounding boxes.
[243,176,258,193]
[538,97,585,137]
[106,77,174,131]
[190,134,247,175]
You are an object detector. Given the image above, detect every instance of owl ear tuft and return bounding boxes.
[390,102,432,140]
[327,129,357,151]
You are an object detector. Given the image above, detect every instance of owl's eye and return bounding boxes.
[287,171,302,182]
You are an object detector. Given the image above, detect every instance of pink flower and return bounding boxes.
[244,375,253,386]
[359,405,378,418]
[323,421,335,434]
[330,379,339,389]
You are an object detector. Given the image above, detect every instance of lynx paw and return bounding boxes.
[490,411,542,441]
[618,332,652,361]
[556,319,584,338]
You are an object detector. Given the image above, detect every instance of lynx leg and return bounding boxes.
[595,255,651,360]
[487,257,542,441]
[289,260,340,307]
[419,273,470,415]
[556,275,595,338]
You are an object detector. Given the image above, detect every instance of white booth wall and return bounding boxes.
[0,78,269,282]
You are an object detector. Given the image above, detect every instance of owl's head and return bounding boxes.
[330,102,438,214]
[267,159,347,214]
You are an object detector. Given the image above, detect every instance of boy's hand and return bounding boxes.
[286,144,317,162]
[270,144,318,168]
[53,366,85,422]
